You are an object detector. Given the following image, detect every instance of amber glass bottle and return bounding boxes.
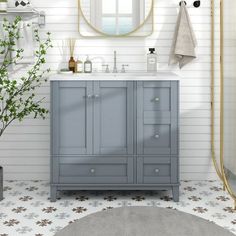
[69,57,76,73]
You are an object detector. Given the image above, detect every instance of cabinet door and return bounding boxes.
[137,81,179,155]
[93,81,134,155]
[51,81,93,155]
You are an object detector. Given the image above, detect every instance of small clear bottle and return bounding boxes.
[75,58,83,73]
[147,48,157,72]
[84,55,92,73]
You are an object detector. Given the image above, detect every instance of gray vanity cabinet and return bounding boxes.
[51,80,179,202]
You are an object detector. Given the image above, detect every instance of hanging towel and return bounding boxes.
[14,21,35,64]
[169,1,197,69]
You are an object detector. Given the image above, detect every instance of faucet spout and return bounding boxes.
[113,50,118,73]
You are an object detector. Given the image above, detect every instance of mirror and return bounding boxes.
[79,0,153,36]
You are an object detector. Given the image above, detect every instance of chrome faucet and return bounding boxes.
[113,50,118,73]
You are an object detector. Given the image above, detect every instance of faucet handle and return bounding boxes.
[121,64,129,73]
[102,64,110,73]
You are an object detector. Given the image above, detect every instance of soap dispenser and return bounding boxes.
[75,58,83,73]
[147,48,157,72]
[84,55,92,73]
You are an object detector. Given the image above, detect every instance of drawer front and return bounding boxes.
[137,81,178,117]
[143,124,171,155]
[137,157,178,184]
[143,85,171,112]
[138,119,178,155]
[137,81,178,119]
[58,156,134,184]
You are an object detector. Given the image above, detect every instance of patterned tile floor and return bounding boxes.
[0,180,236,236]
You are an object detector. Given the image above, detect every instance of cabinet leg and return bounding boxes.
[0,166,3,201]
[172,186,179,202]
[0,187,3,201]
[50,186,57,202]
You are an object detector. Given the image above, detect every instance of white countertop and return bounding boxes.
[49,72,180,81]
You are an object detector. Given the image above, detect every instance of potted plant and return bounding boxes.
[0,17,52,200]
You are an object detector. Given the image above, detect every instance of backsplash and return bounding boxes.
[0,0,219,180]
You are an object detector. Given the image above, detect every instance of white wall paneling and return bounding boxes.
[0,0,218,180]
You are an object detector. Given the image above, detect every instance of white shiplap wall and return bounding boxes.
[0,0,218,180]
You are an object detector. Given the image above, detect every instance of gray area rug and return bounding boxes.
[55,207,234,236]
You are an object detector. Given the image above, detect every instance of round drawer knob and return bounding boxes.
[90,168,95,173]
[154,134,160,139]
[155,169,160,173]
[154,97,160,102]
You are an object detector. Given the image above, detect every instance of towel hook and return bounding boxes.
[179,1,201,8]
[179,1,186,6]
[193,1,201,7]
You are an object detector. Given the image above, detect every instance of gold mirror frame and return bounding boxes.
[219,0,236,209]
[78,0,154,37]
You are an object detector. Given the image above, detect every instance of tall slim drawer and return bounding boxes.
[57,156,134,184]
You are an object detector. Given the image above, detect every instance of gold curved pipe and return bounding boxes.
[211,0,223,181]
[219,0,236,210]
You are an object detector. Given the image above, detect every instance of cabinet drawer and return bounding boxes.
[58,156,134,184]
[137,81,178,120]
[143,124,171,155]
[137,157,173,184]
[138,119,178,155]
[143,85,171,112]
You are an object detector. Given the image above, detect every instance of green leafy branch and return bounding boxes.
[0,16,52,136]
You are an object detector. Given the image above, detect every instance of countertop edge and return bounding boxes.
[49,72,180,81]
